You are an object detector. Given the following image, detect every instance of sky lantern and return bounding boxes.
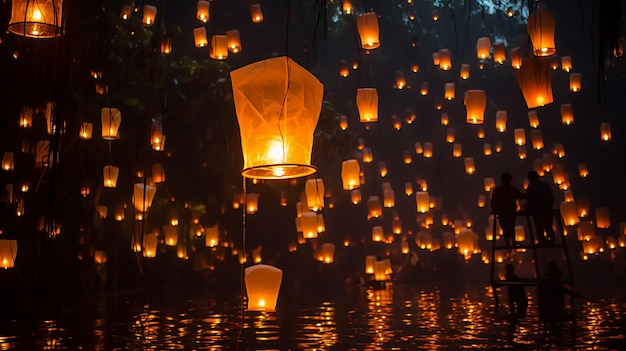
[0,240,18,269]
[339,60,349,77]
[357,88,378,122]
[142,232,158,258]
[19,107,33,128]
[578,163,589,178]
[305,178,324,211]
[464,157,476,175]
[383,188,395,208]
[510,47,522,69]
[438,49,452,70]
[339,115,348,130]
[423,142,433,158]
[477,195,486,208]
[351,189,361,204]
[341,159,360,190]
[516,57,553,108]
[245,264,282,311]
[300,211,318,238]
[367,196,382,219]
[394,71,407,89]
[432,52,440,66]
[120,4,131,20]
[464,90,486,124]
[205,225,219,247]
[446,128,455,143]
[142,5,157,27]
[365,256,376,275]
[569,73,581,92]
[246,193,260,214]
[193,27,208,47]
[231,57,322,179]
[483,143,492,156]
[372,226,384,242]
[476,37,491,59]
[164,225,178,246]
[79,122,93,140]
[414,142,423,154]
[362,148,373,163]
[318,243,335,263]
[103,165,119,188]
[600,122,611,141]
[379,162,388,177]
[440,113,449,126]
[561,104,574,125]
[527,5,556,56]
[484,177,495,192]
[342,0,352,14]
[518,145,527,159]
[197,1,210,22]
[224,30,241,53]
[493,42,506,64]
[133,183,157,213]
[101,108,122,140]
[9,0,63,38]
[210,35,228,60]
[357,12,380,49]
[514,128,526,146]
[416,191,430,213]
[531,130,544,150]
[2,152,14,171]
[515,226,525,242]
[560,201,579,226]
[561,56,572,72]
[405,182,413,196]
[444,83,455,100]
[459,64,470,80]
[495,110,507,132]
[250,4,263,23]
[596,207,610,229]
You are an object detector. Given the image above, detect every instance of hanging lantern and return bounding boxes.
[367,196,382,219]
[103,165,119,188]
[600,122,611,141]
[133,183,157,213]
[493,42,506,64]
[246,193,260,214]
[226,29,241,53]
[341,159,360,190]
[120,4,131,20]
[464,157,476,175]
[305,178,324,211]
[452,143,462,158]
[0,240,18,269]
[2,152,14,171]
[351,189,361,204]
[460,64,470,79]
[357,88,378,122]
[193,27,208,47]
[527,5,556,56]
[444,83,455,100]
[197,0,210,22]
[142,5,157,27]
[516,57,553,108]
[8,0,63,38]
[415,191,430,213]
[476,37,491,60]
[101,108,122,140]
[510,47,522,69]
[210,35,228,60]
[357,12,380,49]
[245,264,282,311]
[79,122,93,140]
[561,56,572,72]
[438,49,452,70]
[569,73,581,92]
[151,163,165,183]
[231,57,322,179]
[464,90,486,124]
[250,4,263,23]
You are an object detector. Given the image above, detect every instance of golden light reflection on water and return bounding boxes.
[1,286,625,349]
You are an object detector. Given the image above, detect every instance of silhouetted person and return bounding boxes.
[538,262,565,321]
[491,173,524,246]
[526,171,555,245]
[505,264,527,318]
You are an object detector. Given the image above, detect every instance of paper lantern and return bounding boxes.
[493,42,506,64]
[440,113,449,126]
[231,57,322,179]
[513,128,526,146]
[394,71,407,89]
[414,142,423,154]
[120,4,131,20]
[2,152,14,171]
[515,226,525,242]
[342,0,352,14]
[316,214,325,233]
[193,27,208,47]
[357,88,378,122]
[372,226,384,242]
[560,104,574,125]
[103,165,119,188]
[205,225,219,247]
[163,225,178,246]
[464,90,486,124]
[319,243,335,263]
[456,230,476,256]
[367,196,382,219]
[226,29,241,53]
[531,130,544,150]
[383,189,395,208]
[197,0,210,22]
[464,157,475,175]
[460,64,470,79]
[510,47,522,69]
[19,107,33,128]
[516,57,553,108]
[444,83,455,100]
[133,183,157,213]
[600,122,611,141]
[527,5,556,56]
[143,232,158,258]
[416,191,429,213]
[210,35,228,60]
[250,4,263,23]
[79,122,93,140]
[300,211,318,238]
[151,163,165,183]
[246,193,259,214]
[518,146,527,159]
[483,143,492,156]
[101,108,122,140]
[305,178,324,211]
[494,110,507,132]
[365,256,376,274]
[423,142,433,158]
[96,205,108,219]
[484,177,495,192]
[551,163,565,185]
[578,163,589,178]
[561,56,572,72]
[357,12,380,49]
[446,128,455,143]
[0,240,18,269]
[378,162,388,177]
[560,201,579,226]
[569,73,581,92]
[477,195,486,208]
[351,189,361,204]
[476,37,491,59]
[245,264,282,311]
[34,140,50,167]
[362,148,373,163]
[438,49,452,70]
[373,261,388,281]
[420,82,429,96]
[596,208,610,229]
[8,0,63,38]
[142,5,157,27]
[341,159,360,190]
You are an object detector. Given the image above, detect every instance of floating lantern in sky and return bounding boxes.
[516,57,553,108]
[495,111,507,132]
[2,152,14,171]
[246,193,260,214]
[464,157,476,175]
[440,113,449,126]
[342,0,352,14]
[357,88,378,122]
[9,0,63,38]
[596,207,610,229]
[561,56,572,72]
[439,49,452,70]
[578,163,589,178]
[231,57,322,179]
[527,5,556,56]
[460,64,470,79]
[197,1,210,22]
[416,191,430,213]
[357,12,380,49]
[367,196,382,219]
[510,47,522,69]
[133,183,157,213]
[514,128,526,146]
[193,27,208,47]
[531,130,544,150]
[341,159,360,190]
[493,42,506,64]
[432,52,440,66]
[225,30,241,53]
[476,37,491,60]
[452,143,462,158]
[569,73,581,92]
[101,108,122,140]
[394,71,407,89]
[210,35,228,60]
[446,128,455,143]
[561,104,574,125]
[245,264,282,311]
[444,83,455,100]
[250,4,263,23]
[464,90,486,124]
[142,5,157,27]
[120,4,131,20]
[79,122,93,140]
[0,240,18,269]
[305,178,325,211]
[600,122,611,141]
[103,165,119,188]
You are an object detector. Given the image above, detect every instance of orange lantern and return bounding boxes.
[464,90,486,124]
[415,191,430,213]
[342,0,352,14]
[210,35,228,60]
[578,163,589,178]
[527,5,556,56]
[440,113,449,126]
[394,71,407,89]
[495,110,507,132]
[367,196,382,219]
[8,0,63,38]
[79,122,93,140]
[493,42,506,64]
[569,73,581,92]
[197,0,210,22]
[516,57,553,108]
[438,49,452,70]
[245,264,282,311]
[101,108,122,140]
[464,157,476,175]
[514,128,526,146]
[103,165,119,188]
[250,4,263,23]
[561,104,574,125]
[452,143,462,158]
[357,12,380,49]
[531,130,544,150]
[193,27,208,47]
[341,159,360,190]
[445,128,455,143]
[510,47,522,69]
[2,152,14,171]
[561,56,572,72]
[226,30,241,53]
[142,5,157,27]
[460,63,470,79]
[0,240,18,269]
[600,122,611,141]
[357,88,378,122]
[444,83,455,100]
[476,37,491,59]
[120,4,131,20]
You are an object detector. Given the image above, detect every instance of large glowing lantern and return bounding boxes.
[231,57,323,179]
[103,165,119,188]
[305,178,325,211]
[101,108,122,140]
[193,27,208,47]
[516,57,553,108]
[8,0,63,38]
[142,5,157,27]
[357,12,380,49]
[245,264,282,311]
[197,1,210,22]
[341,159,360,190]
[476,37,491,59]
[133,183,157,213]
[357,88,378,122]
[527,5,556,56]
[464,90,486,124]
[0,240,18,268]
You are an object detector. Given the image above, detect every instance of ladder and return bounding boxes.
[490,209,575,313]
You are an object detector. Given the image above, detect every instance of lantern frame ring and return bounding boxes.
[242,163,317,180]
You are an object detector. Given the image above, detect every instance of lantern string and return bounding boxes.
[237,176,247,349]
[277,0,293,165]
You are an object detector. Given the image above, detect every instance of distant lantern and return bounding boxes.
[8,0,63,38]
[339,115,348,130]
[464,90,486,124]
[484,143,492,156]
[439,49,452,70]
[561,56,572,72]
[444,83,455,100]
[476,37,491,60]
[495,110,507,132]
[365,256,376,274]
[142,5,157,27]
[205,225,219,247]
[357,12,380,49]
[101,108,122,140]
[342,0,352,14]
[558,104,574,126]
[527,111,540,128]
[197,1,210,22]
[300,211,318,238]
[120,4,131,20]
[0,240,18,269]
[226,30,241,53]
[493,42,506,64]
[531,130,544,150]
[341,159,360,190]
[452,143,462,158]
[518,145,527,159]
[19,107,33,128]
[560,201,579,226]
[79,122,93,140]
[416,191,430,213]
[372,226,384,242]
[96,205,108,219]
[133,183,157,213]
[600,122,611,141]
[245,264,282,311]
[250,4,263,23]
[142,232,158,257]
[440,113,449,126]
[2,152,14,171]
[514,128,526,146]
[515,226,525,242]
[510,47,522,69]
[392,115,402,130]
[383,188,395,208]
[423,142,433,158]
[379,162,388,177]
[578,163,589,178]
[246,193,260,214]
[419,82,429,96]
[339,60,349,77]
[596,207,610,229]
[163,225,178,246]
[527,5,556,56]
[405,182,413,196]
[460,63,470,79]
[357,88,378,122]
[305,178,325,211]
[151,163,165,183]
[193,27,208,47]
[414,142,423,154]
[464,157,475,175]
[319,243,335,263]
[231,57,322,179]
[210,35,228,60]
[484,177,495,192]
[516,57,553,108]
[394,71,407,89]
[351,189,361,204]
[569,73,581,92]
[446,128,455,143]
[103,165,119,188]
[432,9,439,21]
[477,195,486,208]
[367,196,382,219]
[362,148,373,163]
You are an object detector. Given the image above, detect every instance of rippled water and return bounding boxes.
[1,284,625,350]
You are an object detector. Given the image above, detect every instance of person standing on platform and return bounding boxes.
[526,171,555,245]
[491,173,524,247]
